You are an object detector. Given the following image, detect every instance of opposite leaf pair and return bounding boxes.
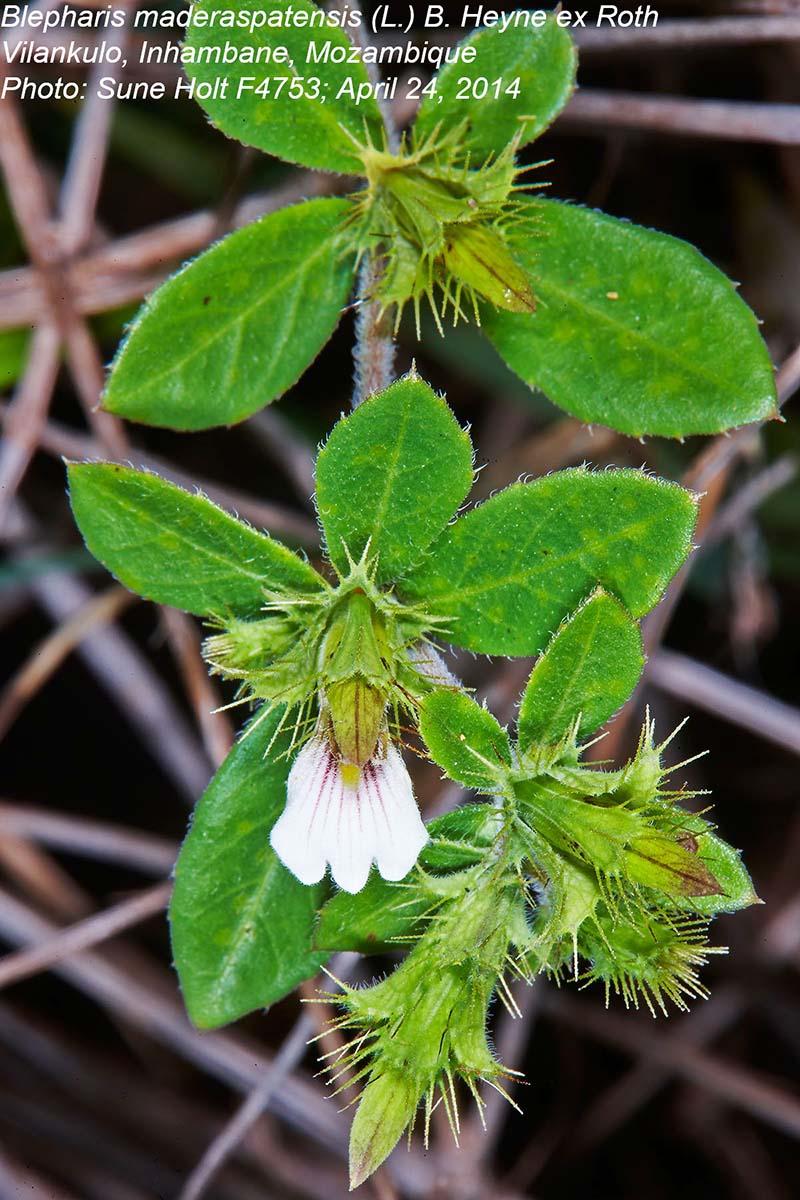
[101,0,776,438]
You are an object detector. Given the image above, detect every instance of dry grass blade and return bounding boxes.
[0,401,321,545]
[0,831,91,920]
[3,496,211,803]
[0,323,61,533]
[542,989,800,1141]
[246,409,317,506]
[565,873,800,1153]
[649,649,800,756]
[0,804,177,874]
[703,455,797,549]
[161,609,234,769]
[0,174,337,329]
[0,585,134,742]
[178,1011,317,1200]
[0,884,348,1153]
[0,881,172,991]
[574,15,800,52]
[57,5,132,255]
[27,563,212,801]
[0,1148,80,1200]
[594,339,800,763]
[178,957,355,1200]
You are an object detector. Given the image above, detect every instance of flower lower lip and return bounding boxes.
[270,726,428,894]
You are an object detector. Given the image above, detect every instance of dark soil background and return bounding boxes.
[1,2,799,1198]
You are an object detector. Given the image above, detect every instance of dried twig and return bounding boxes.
[0,585,134,742]
[179,949,359,1200]
[0,323,62,532]
[566,874,800,1152]
[0,884,348,1154]
[574,15,800,52]
[561,91,800,145]
[649,649,800,756]
[57,9,131,255]
[0,881,172,991]
[0,1149,79,1200]
[0,804,177,874]
[25,556,212,802]
[541,988,800,1141]
[160,609,234,769]
[0,832,91,921]
[245,409,317,506]
[702,455,797,549]
[178,1011,318,1200]
[0,400,320,546]
[0,175,339,328]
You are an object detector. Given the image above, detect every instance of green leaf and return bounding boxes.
[0,327,30,387]
[185,0,383,173]
[482,199,778,438]
[104,199,356,430]
[517,781,642,872]
[314,873,428,954]
[422,804,498,872]
[518,589,644,750]
[519,783,720,902]
[419,689,512,791]
[415,16,577,161]
[315,806,497,953]
[171,707,326,1028]
[315,375,473,583]
[68,463,323,617]
[401,468,697,656]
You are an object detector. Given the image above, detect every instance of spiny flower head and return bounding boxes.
[203,546,453,892]
[324,873,526,1186]
[202,544,446,764]
[350,123,542,333]
[418,683,757,1010]
[576,907,722,1016]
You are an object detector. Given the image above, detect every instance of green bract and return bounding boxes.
[324,665,756,1182]
[518,588,644,748]
[414,17,577,157]
[315,376,474,584]
[68,461,322,616]
[401,468,697,656]
[99,4,776,439]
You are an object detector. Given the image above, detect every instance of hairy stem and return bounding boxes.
[352,255,397,408]
[346,1,400,409]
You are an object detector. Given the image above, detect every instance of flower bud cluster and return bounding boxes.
[329,708,755,1182]
[331,871,526,1186]
[202,548,442,759]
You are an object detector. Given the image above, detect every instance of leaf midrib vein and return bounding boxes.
[119,230,341,402]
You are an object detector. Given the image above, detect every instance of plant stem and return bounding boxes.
[346,1,400,409]
[352,255,397,408]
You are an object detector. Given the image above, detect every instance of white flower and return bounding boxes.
[270,730,428,894]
